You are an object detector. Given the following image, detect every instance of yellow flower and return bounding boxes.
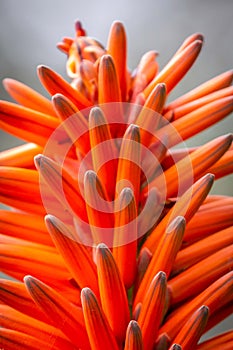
[0,20,233,350]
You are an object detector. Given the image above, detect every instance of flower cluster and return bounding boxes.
[0,20,233,350]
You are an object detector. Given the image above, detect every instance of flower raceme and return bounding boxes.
[0,20,233,350]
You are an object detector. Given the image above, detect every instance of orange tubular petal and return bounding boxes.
[79,60,97,98]
[204,301,233,337]
[113,187,137,288]
[0,242,69,285]
[197,330,233,350]
[157,97,233,149]
[24,275,90,350]
[98,54,122,104]
[137,187,163,237]
[0,166,46,214]
[161,146,196,169]
[135,83,167,147]
[140,137,168,189]
[147,133,232,199]
[52,93,90,156]
[0,279,51,324]
[173,226,233,275]
[143,173,214,253]
[173,32,204,56]
[131,51,159,100]
[171,305,209,350]
[134,247,152,294]
[0,210,53,246]
[84,170,114,246]
[45,215,99,294]
[0,305,76,350]
[143,40,203,97]
[96,243,130,342]
[89,106,117,199]
[0,328,61,350]
[3,78,56,116]
[0,100,59,146]
[37,65,92,109]
[169,244,233,306]
[115,124,141,206]
[154,333,171,349]
[165,69,233,111]
[107,21,128,101]
[0,143,42,168]
[137,271,167,350]
[184,203,233,243]
[160,271,233,340]
[140,83,167,115]
[35,154,87,221]
[0,234,54,252]
[166,85,233,120]
[208,149,233,179]
[134,216,185,307]
[124,320,143,350]
[81,287,119,350]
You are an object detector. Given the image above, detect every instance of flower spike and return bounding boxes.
[197,330,233,350]
[96,243,130,342]
[89,106,117,199]
[45,214,99,294]
[3,78,56,116]
[124,320,144,350]
[0,100,59,146]
[37,65,92,109]
[0,20,233,350]
[0,305,76,350]
[0,143,43,168]
[52,93,90,156]
[115,124,141,205]
[134,216,185,306]
[137,271,167,350]
[169,244,233,305]
[144,39,203,97]
[165,69,233,111]
[160,271,233,340]
[81,287,119,350]
[107,21,128,101]
[113,187,137,288]
[171,305,209,349]
[143,173,214,253]
[24,275,90,349]
[0,328,61,350]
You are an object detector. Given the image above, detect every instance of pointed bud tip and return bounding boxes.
[170,344,182,350]
[167,216,186,234]
[126,124,140,141]
[128,320,140,329]
[157,271,167,284]
[120,186,134,199]
[89,106,107,126]
[23,275,36,288]
[34,154,43,168]
[44,214,56,225]
[52,93,64,102]
[84,169,97,184]
[97,242,109,250]
[81,287,94,302]
[37,64,48,75]
[200,305,209,315]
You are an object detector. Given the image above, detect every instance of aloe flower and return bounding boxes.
[0,20,233,350]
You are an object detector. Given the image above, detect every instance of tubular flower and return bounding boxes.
[0,19,233,350]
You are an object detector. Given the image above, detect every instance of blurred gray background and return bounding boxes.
[0,0,233,340]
